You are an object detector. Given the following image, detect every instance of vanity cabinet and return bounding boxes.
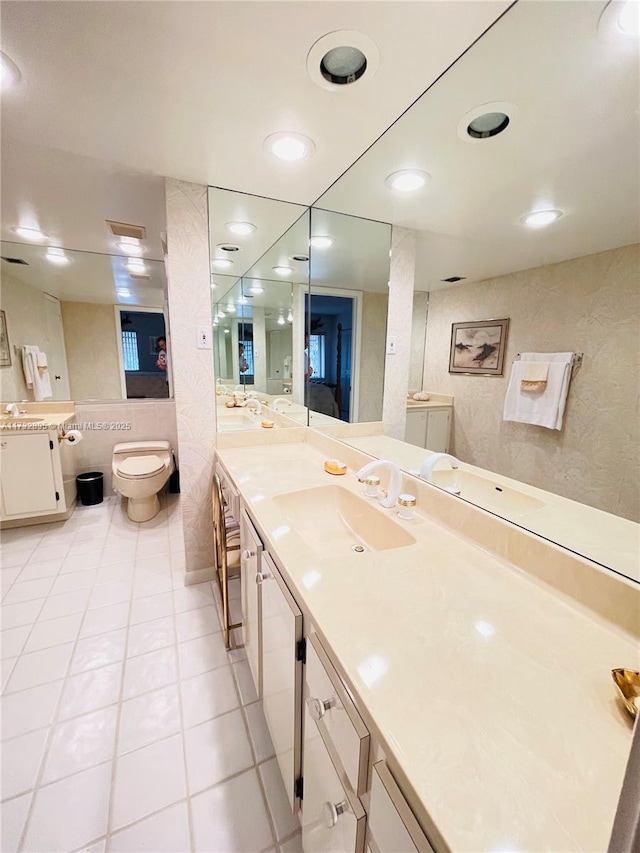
[240,509,263,696]
[367,762,435,853]
[0,431,63,519]
[405,407,451,453]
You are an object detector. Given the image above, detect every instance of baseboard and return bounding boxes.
[184,566,215,586]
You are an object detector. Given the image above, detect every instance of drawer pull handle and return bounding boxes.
[241,549,254,561]
[255,571,271,585]
[308,696,335,721]
[322,800,346,829]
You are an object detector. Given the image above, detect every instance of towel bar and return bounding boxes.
[515,352,583,369]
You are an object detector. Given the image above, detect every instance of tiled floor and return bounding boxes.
[1,496,303,853]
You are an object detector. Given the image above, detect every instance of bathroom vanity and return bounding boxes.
[0,404,77,526]
[404,395,453,452]
[215,428,638,853]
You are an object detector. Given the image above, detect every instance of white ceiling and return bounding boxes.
[1,0,510,214]
[317,1,640,289]
[0,242,166,307]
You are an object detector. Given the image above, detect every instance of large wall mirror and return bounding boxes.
[0,242,171,402]
[312,0,639,584]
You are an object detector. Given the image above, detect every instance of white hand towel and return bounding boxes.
[521,361,550,392]
[503,352,573,430]
[21,345,52,401]
[36,351,48,368]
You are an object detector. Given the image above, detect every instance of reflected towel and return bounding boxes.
[36,351,48,368]
[503,352,573,430]
[521,361,549,392]
[21,345,53,401]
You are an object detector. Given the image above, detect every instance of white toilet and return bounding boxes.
[112,441,174,522]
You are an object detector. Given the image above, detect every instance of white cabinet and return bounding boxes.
[0,432,61,517]
[261,551,303,811]
[405,407,451,452]
[367,762,434,853]
[240,509,263,697]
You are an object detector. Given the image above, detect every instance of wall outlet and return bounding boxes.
[386,335,397,355]
[197,326,212,349]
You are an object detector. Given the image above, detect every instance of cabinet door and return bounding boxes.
[240,509,263,697]
[425,409,451,453]
[404,411,428,448]
[301,698,366,853]
[0,433,59,516]
[261,551,303,812]
[367,762,434,853]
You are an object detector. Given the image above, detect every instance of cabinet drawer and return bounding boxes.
[302,696,366,853]
[306,634,369,797]
[216,461,240,520]
[368,762,434,853]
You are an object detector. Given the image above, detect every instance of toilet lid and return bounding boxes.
[116,454,164,479]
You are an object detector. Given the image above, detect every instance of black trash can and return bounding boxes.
[76,472,104,506]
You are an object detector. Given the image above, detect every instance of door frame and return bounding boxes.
[114,305,173,399]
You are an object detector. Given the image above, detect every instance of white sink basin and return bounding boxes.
[273,485,416,559]
[0,416,45,423]
[431,469,545,517]
[217,411,261,432]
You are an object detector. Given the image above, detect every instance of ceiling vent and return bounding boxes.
[1,256,28,265]
[106,220,147,240]
[441,276,466,283]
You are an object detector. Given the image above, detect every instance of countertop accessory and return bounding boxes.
[398,494,417,519]
[363,474,381,497]
[225,400,236,408]
[261,420,275,429]
[324,459,347,476]
[611,669,640,719]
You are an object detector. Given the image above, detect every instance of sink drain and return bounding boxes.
[351,544,366,553]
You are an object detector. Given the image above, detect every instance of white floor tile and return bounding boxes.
[88,581,132,610]
[127,615,175,658]
[42,705,118,784]
[180,666,239,729]
[136,554,172,575]
[109,801,191,853]
[130,591,174,625]
[184,709,253,794]
[38,588,91,621]
[0,791,32,851]
[5,642,74,693]
[1,727,49,799]
[1,548,34,568]
[1,657,17,692]
[173,584,214,614]
[50,569,99,596]
[22,761,112,852]
[58,662,123,720]
[31,542,71,562]
[2,600,44,630]
[123,646,177,699]
[1,680,62,741]
[118,685,181,754]
[80,602,130,638]
[136,538,171,559]
[1,625,30,659]
[95,562,136,586]
[191,769,274,853]
[279,833,304,853]
[3,577,54,605]
[111,734,186,831]
[100,545,136,568]
[175,604,220,643]
[15,559,63,581]
[244,701,276,764]
[132,572,173,600]
[232,658,259,706]
[70,628,127,674]
[60,550,103,575]
[24,612,83,653]
[259,758,300,842]
[178,634,229,680]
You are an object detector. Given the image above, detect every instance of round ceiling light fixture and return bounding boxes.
[13,226,47,242]
[290,254,310,263]
[226,221,256,236]
[211,257,234,270]
[458,101,519,143]
[126,259,147,273]
[249,285,264,294]
[216,243,241,253]
[521,209,564,228]
[223,329,230,334]
[599,0,640,38]
[309,236,333,249]
[277,314,286,326]
[307,31,380,91]
[617,0,640,35]
[264,132,315,162]
[287,310,293,323]
[46,247,70,266]
[272,265,293,276]
[385,170,431,193]
[0,51,22,89]
[115,237,144,256]
[117,289,131,298]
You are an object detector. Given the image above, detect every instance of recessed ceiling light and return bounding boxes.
[618,0,640,35]
[126,259,147,273]
[237,295,248,305]
[46,247,70,266]
[309,236,333,249]
[287,310,293,323]
[117,289,130,298]
[226,303,236,314]
[217,310,226,318]
[223,329,230,334]
[272,266,293,276]
[211,258,234,269]
[0,51,22,89]
[265,132,315,162]
[307,31,380,91]
[290,254,310,263]
[115,238,144,256]
[249,285,264,294]
[321,46,367,85]
[384,170,431,193]
[13,226,47,242]
[226,221,256,236]
[216,243,241,253]
[467,112,510,139]
[521,209,563,228]
[210,282,217,290]
[277,315,286,326]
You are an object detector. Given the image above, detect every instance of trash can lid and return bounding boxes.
[77,472,103,482]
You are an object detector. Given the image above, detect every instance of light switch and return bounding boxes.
[197,326,212,349]
[386,336,397,355]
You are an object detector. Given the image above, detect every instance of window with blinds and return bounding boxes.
[122,331,140,371]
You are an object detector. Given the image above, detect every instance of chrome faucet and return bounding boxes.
[356,459,403,509]
[270,397,291,412]
[4,402,19,418]
[419,453,460,490]
[240,398,262,415]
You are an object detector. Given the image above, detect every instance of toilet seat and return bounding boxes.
[116,454,165,479]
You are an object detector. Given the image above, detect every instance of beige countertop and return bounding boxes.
[339,433,640,584]
[0,411,75,430]
[216,435,637,853]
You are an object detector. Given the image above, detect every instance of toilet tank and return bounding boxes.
[113,440,171,457]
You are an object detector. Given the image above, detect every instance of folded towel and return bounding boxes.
[36,351,48,368]
[521,361,549,392]
[503,353,572,430]
[21,345,52,401]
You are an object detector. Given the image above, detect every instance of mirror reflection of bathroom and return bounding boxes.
[311,0,639,584]
[307,209,391,426]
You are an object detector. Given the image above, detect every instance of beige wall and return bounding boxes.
[409,291,428,393]
[61,302,122,400]
[358,292,387,422]
[165,178,216,583]
[422,244,640,521]
[0,273,66,402]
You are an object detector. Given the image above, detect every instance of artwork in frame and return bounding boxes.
[449,318,509,375]
[0,310,11,367]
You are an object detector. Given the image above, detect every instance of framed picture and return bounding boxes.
[449,318,509,375]
[0,310,11,367]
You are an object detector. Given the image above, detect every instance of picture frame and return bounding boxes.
[0,310,11,367]
[449,318,509,375]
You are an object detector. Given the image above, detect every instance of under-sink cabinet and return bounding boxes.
[239,509,262,696]
[404,407,451,452]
